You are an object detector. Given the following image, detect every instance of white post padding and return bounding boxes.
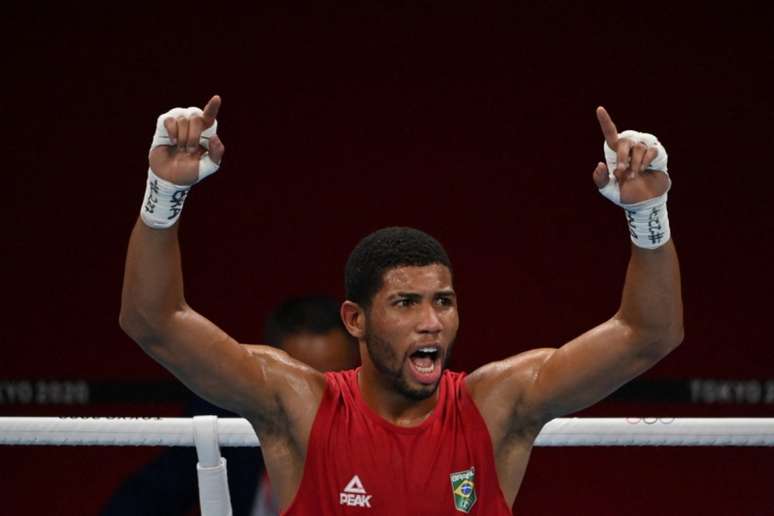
[197,458,232,516]
[193,416,223,467]
[193,416,232,516]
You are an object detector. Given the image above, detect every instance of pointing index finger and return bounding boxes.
[596,106,619,149]
[202,95,221,125]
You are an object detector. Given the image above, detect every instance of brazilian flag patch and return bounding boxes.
[449,467,477,513]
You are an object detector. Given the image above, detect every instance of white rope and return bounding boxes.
[0,417,256,447]
[0,417,772,446]
[535,418,774,446]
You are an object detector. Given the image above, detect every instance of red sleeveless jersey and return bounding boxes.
[282,368,512,515]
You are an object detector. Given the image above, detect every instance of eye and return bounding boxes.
[394,298,415,307]
[435,296,454,307]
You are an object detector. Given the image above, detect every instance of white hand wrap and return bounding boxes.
[598,130,672,250]
[140,107,221,229]
[140,169,193,229]
[149,107,221,181]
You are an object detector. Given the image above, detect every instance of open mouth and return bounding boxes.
[408,346,442,384]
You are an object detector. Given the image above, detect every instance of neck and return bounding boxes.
[357,353,440,427]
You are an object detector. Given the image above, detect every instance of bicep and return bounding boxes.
[138,306,287,418]
[524,317,671,421]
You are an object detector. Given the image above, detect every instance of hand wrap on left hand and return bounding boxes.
[598,130,672,250]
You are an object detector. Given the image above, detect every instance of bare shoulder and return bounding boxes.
[240,346,328,507]
[242,344,327,438]
[465,348,554,401]
[465,348,555,437]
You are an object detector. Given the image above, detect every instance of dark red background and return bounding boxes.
[4,4,773,515]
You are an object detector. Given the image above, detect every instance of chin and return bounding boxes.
[395,375,440,401]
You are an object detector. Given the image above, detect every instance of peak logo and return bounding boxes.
[340,475,373,508]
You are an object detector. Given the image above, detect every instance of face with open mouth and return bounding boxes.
[363,264,459,401]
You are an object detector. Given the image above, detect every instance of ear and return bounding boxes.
[341,300,366,339]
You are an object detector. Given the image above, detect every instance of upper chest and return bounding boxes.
[306,394,501,511]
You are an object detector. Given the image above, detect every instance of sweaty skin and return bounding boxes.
[120,97,683,511]
[354,265,458,417]
[270,330,359,374]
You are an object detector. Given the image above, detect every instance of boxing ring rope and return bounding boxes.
[1,417,773,447]
[3,417,772,516]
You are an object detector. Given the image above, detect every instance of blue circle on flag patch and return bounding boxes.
[461,483,473,496]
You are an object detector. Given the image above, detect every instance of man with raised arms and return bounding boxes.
[120,96,682,514]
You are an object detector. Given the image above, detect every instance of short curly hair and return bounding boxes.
[345,227,452,309]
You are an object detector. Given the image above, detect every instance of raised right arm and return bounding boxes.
[122,220,278,417]
[119,96,323,422]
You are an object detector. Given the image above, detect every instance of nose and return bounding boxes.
[416,302,443,334]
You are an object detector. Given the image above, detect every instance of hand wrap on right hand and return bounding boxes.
[140,107,221,229]
[149,107,221,182]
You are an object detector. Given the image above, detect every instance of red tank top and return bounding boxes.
[282,368,512,515]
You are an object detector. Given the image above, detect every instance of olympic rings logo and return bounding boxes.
[625,417,675,425]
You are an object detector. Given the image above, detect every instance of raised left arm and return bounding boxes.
[520,238,682,423]
[473,107,684,428]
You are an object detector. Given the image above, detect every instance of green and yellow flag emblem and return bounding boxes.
[450,467,477,513]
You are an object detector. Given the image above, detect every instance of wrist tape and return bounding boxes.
[620,193,671,249]
[140,107,220,229]
[140,168,192,229]
[599,130,672,249]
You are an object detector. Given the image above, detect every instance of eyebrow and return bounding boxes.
[390,290,456,299]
